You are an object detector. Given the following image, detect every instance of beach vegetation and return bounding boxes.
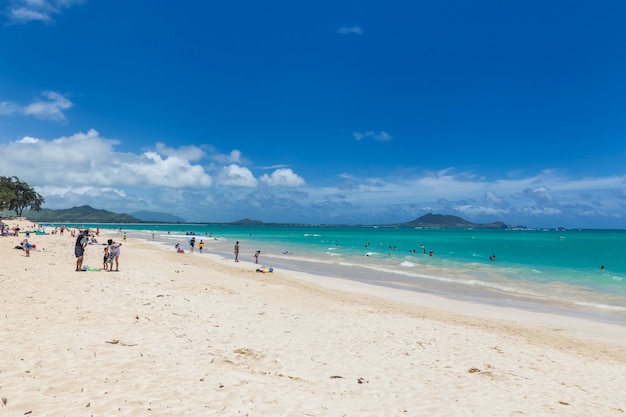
[0,176,45,217]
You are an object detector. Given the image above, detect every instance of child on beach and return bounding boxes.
[21,239,33,257]
[103,246,109,270]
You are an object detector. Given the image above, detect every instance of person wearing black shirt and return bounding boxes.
[75,230,89,271]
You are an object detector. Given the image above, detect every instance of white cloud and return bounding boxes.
[303,168,626,227]
[154,142,205,161]
[216,164,257,187]
[353,131,392,141]
[455,205,510,217]
[0,129,212,188]
[0,91,73,120]
[338,25,363,35]
[523,186,555,204]
[0,101,20,115]
[211,149,244,164]
[6,0,84,24]
[24,91,73,120]
[260,168,305,187]
[9,7,50,23]
[134,151,213,188]
[0,128,624,227]
[483,191,509,208]
[17,136,39,143]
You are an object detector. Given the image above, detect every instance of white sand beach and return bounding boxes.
[2,221,626,416]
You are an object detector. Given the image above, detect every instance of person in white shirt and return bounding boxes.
[107,239,123,272]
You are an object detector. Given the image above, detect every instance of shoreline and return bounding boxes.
[129,227,626,328]
[124,228,626,350]
[2,221,626,415]
[156,237,626,347]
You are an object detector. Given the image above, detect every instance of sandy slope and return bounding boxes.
[1,221,625,416]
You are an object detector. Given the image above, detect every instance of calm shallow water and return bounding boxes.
[59,223,626,322]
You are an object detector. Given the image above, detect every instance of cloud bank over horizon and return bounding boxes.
[1,128,624,228]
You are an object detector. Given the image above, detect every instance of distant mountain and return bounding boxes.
[229,218,264,225]
[131,211,186,223]
[396,213,511,229]
[24,205,143,223]
[20,207,521,228]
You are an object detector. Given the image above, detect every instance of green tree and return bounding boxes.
[0,176,45,217]
[0,176,16,211]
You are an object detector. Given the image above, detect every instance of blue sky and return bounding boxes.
[1,0,625,228]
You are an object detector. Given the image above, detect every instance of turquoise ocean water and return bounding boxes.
[65,224,626,322]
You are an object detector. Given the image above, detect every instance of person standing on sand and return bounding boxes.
[103,246,109,270]
[254,250,260,264]
[234,241,239,262]
[107,239,123,271]
[75,230,88,271]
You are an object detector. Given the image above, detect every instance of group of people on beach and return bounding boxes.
[1,221,39,256]
[174,238,260,264]
[103,239,122,271]
[187,237,206,253]
[74,229,122,272]
[234,241,261,264]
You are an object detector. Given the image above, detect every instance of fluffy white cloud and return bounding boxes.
[0,129,212,188]
[17,136,39,144]
[132,151,213,188]
[0,127,624,227]
[216,164,257,187]
[260,168,305,187]
[0,91,73,120]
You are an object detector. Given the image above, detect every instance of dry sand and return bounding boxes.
[1,221,626,416]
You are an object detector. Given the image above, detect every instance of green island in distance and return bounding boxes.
[12,205,525,229]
